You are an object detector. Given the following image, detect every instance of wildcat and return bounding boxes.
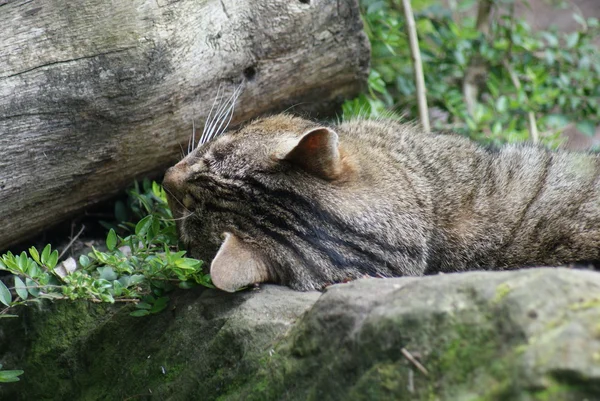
[164,112,600,292]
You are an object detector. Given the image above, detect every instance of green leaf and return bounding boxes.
[136,302,152,310]
[26,278,40,297]
[565,32,579,49]
[18,252,28,272]
[41,244,52,265]
[112,280,123,297]
[98,267,118,281]
[79,255,91,268]
[0,314,19,318]
[495,96,507,113]
[106,229,118,251]
[0,280,12,307]
[175,258,202,271]
[0,369,24,383]
[150,296,170,314]
[130,309,150,317]
[135,215,153,237]
[27,260,38,278]
[46,250,59,269]
[577,121,596,137]
[14,276,28,300]
[99,293,115,303]
[29,247,41,265]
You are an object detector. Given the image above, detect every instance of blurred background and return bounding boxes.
[343,0,600,149]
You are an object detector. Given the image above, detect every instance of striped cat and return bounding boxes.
[164,104,600,292]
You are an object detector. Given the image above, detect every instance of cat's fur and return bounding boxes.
[163,114,600,292]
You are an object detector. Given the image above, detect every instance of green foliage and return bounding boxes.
[345,0,600,146]
[0,179,211,320]
[0,364,24,383]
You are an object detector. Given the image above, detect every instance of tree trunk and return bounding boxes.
[0,0,370,250]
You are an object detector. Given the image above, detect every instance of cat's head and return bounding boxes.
[163,114,356,292]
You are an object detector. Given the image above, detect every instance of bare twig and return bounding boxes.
[58,224,85,260]
[502,60,539,143]
[463,0,494,116]
[401,347,429,376]
[401,0,430,133]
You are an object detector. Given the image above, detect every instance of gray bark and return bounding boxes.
[0,0,370,250]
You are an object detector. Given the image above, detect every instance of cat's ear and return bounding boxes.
[210,232,271,292]
[283,127,342,179]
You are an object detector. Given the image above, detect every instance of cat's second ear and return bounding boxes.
[283,127,342,180]
[210,233,271,292]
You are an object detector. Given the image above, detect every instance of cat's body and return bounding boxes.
[163,114,600,292]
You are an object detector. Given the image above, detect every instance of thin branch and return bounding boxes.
[401,0,430,133]
[502,60,539,143]
[401,347,429,376]
[463,0,494,116]
[58,224,85,260]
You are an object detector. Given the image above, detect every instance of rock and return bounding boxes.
[1,268,599,400]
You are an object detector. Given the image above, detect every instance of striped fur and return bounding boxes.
[163,114,600,291]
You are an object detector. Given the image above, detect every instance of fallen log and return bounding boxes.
[0,0,370,250]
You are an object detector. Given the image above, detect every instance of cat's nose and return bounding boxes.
[163,162,187,192]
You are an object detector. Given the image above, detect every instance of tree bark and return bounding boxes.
[0,0,370,250]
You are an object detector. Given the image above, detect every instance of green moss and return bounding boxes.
[569,297,600,310]
[493,283,512,304]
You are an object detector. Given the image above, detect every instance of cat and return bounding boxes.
[163,112,600,292]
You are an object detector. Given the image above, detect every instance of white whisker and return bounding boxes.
[200,84,224,146]
[208,85,242,143]
[191,114,196,152]
[179,142,186,159]
[203,88,231,144]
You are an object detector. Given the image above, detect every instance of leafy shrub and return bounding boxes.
[0,180,211,319]
[345,0,600,147]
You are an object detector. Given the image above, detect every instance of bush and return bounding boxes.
[344,0,600,147]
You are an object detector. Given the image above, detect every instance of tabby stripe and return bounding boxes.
[243,176,423,260]
[200,200,381,278]
[197,175,404,266]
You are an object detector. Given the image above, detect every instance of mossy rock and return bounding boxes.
[1,268,599,400]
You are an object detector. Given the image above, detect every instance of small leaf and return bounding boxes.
[112,280,123,297]
[135,215,153,237]
[150,296,170,314]
[18,252,28,272]
[130,310,150,317]
[98,267,118,281]
[29,247,41,265]
[46,250,59,269]
[0,314,19,318]
[0,280,12,307]
[136,302,153,310]
[26,278,40,297]
[565,32,579,48]
[14,276,28,300]
[41,244,52,265]
[79,255,91,268]
[0,369,24,383]
[106,229,117,251]
[129,274,145,286]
